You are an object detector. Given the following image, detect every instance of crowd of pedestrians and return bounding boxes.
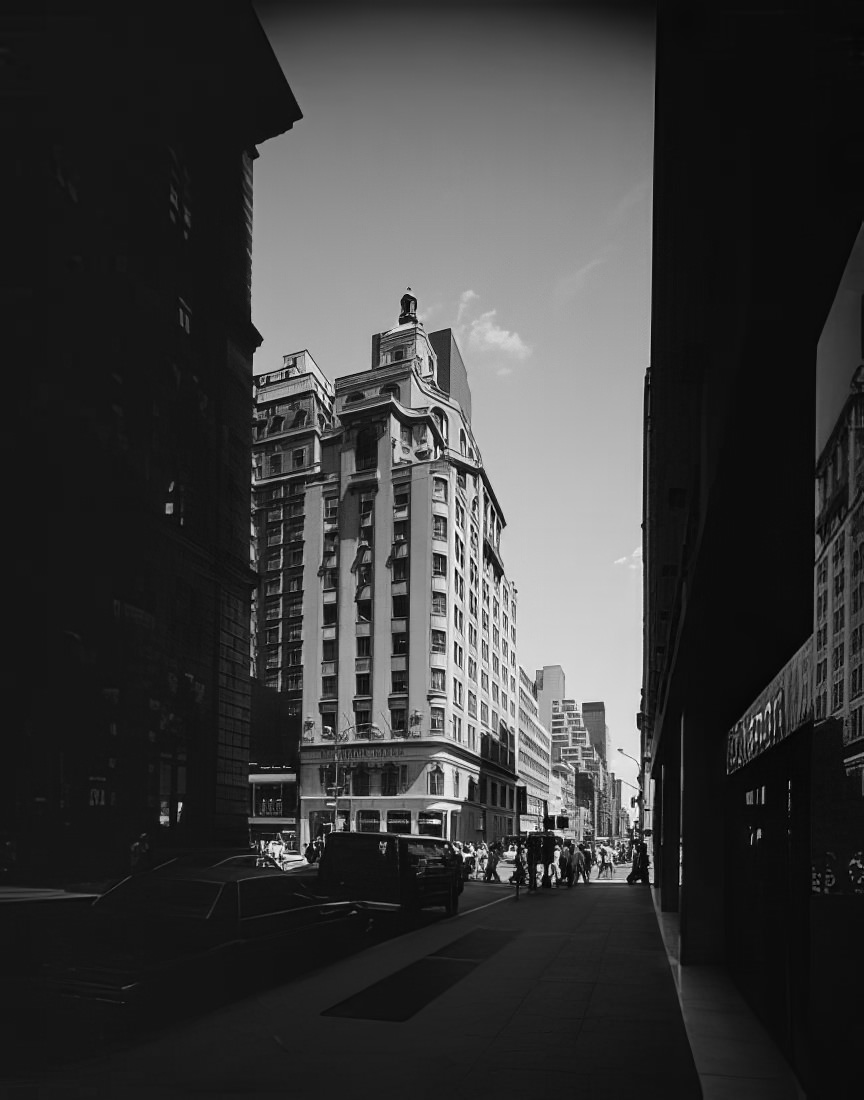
[451,837,649,889]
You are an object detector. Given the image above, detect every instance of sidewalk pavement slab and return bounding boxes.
[1,881,702,1100]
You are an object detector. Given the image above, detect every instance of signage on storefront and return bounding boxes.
[303,746,406,761]
[726,638,813,774]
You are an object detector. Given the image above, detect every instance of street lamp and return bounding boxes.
[617,747,642,775]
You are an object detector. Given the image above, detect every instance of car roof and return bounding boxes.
[152,865,290,884]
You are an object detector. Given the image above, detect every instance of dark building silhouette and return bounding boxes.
[644,2,863,1094]
[4,1,301,877]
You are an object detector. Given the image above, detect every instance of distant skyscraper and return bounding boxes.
[582,702,608,763]
[535,664,566,731]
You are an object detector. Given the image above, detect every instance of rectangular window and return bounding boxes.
[433,515,448,540]
[390,709,407,735]
[392,594,409,618]
[480,702,489,724]
[356,674,371,696]
[454,642,463,667]
[392,557,408,582]
[394,520,408,541]
[322,604,337,626]
[431,629,447,654]
[356,600,372,623]
[428,766,444,795]
[432,592,446,616]
[433,553,447,577]
[433,478,448,503]
[269,454,283,476]
[391,670,408,694]
[321,676,337,697]
[431,668,446,692]
[453,678,463,707]
[354,707,371,732]
[356,810,380,833]
[431,707,445,732]
[467,657,477,680]
[292,448,306,469]
[392,632,408,655]
[468,691,477,717]
[356,636,371,658]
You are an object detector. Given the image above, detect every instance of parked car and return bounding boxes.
[151,848,283,872]
[317,832,464,916]
[34,865,365,1017]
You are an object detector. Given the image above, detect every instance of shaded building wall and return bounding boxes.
[428,329,473,423]
[4,1,301,875]
[646,0,864,1093]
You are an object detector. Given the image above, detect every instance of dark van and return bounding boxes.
[317,832,464,916]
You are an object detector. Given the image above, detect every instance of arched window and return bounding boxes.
[269,415,284,434]
[431,408,448,442]
[460,430,467,456]
[292,409,307,428]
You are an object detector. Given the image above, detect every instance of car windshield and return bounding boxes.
[97,875,222,919]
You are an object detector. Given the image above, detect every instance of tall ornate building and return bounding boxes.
[251,292,520,844]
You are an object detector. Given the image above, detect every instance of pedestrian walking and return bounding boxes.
[476,843,488,880]
[484,845,502,883]
[558,842,573,887]
[576,843,590,884]
[129,832,151,873]
[627,841,651,884]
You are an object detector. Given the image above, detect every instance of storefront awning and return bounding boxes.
[424,803,452,812]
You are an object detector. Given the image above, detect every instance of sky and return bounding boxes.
[251,0,655,783]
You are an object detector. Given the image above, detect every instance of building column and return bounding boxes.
[679,706,726,964]
[657,738,681,913]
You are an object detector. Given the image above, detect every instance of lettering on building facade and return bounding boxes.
[303,746,406,762]
[726,639,813,774]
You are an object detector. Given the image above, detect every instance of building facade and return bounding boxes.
[5,1,302,876]
[581,701,608,764]
[516,666,552,833]
[251,292,520,845]
[643,3,864,1093]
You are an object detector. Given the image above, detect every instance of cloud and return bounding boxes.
[554,244,621,307]
[453,290,532,371]
[466,309,532,360]
[604,177,652,233]
[456,289,479,324]
[614,545,643,571]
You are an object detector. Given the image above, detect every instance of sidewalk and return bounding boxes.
[4,878,703,1099]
